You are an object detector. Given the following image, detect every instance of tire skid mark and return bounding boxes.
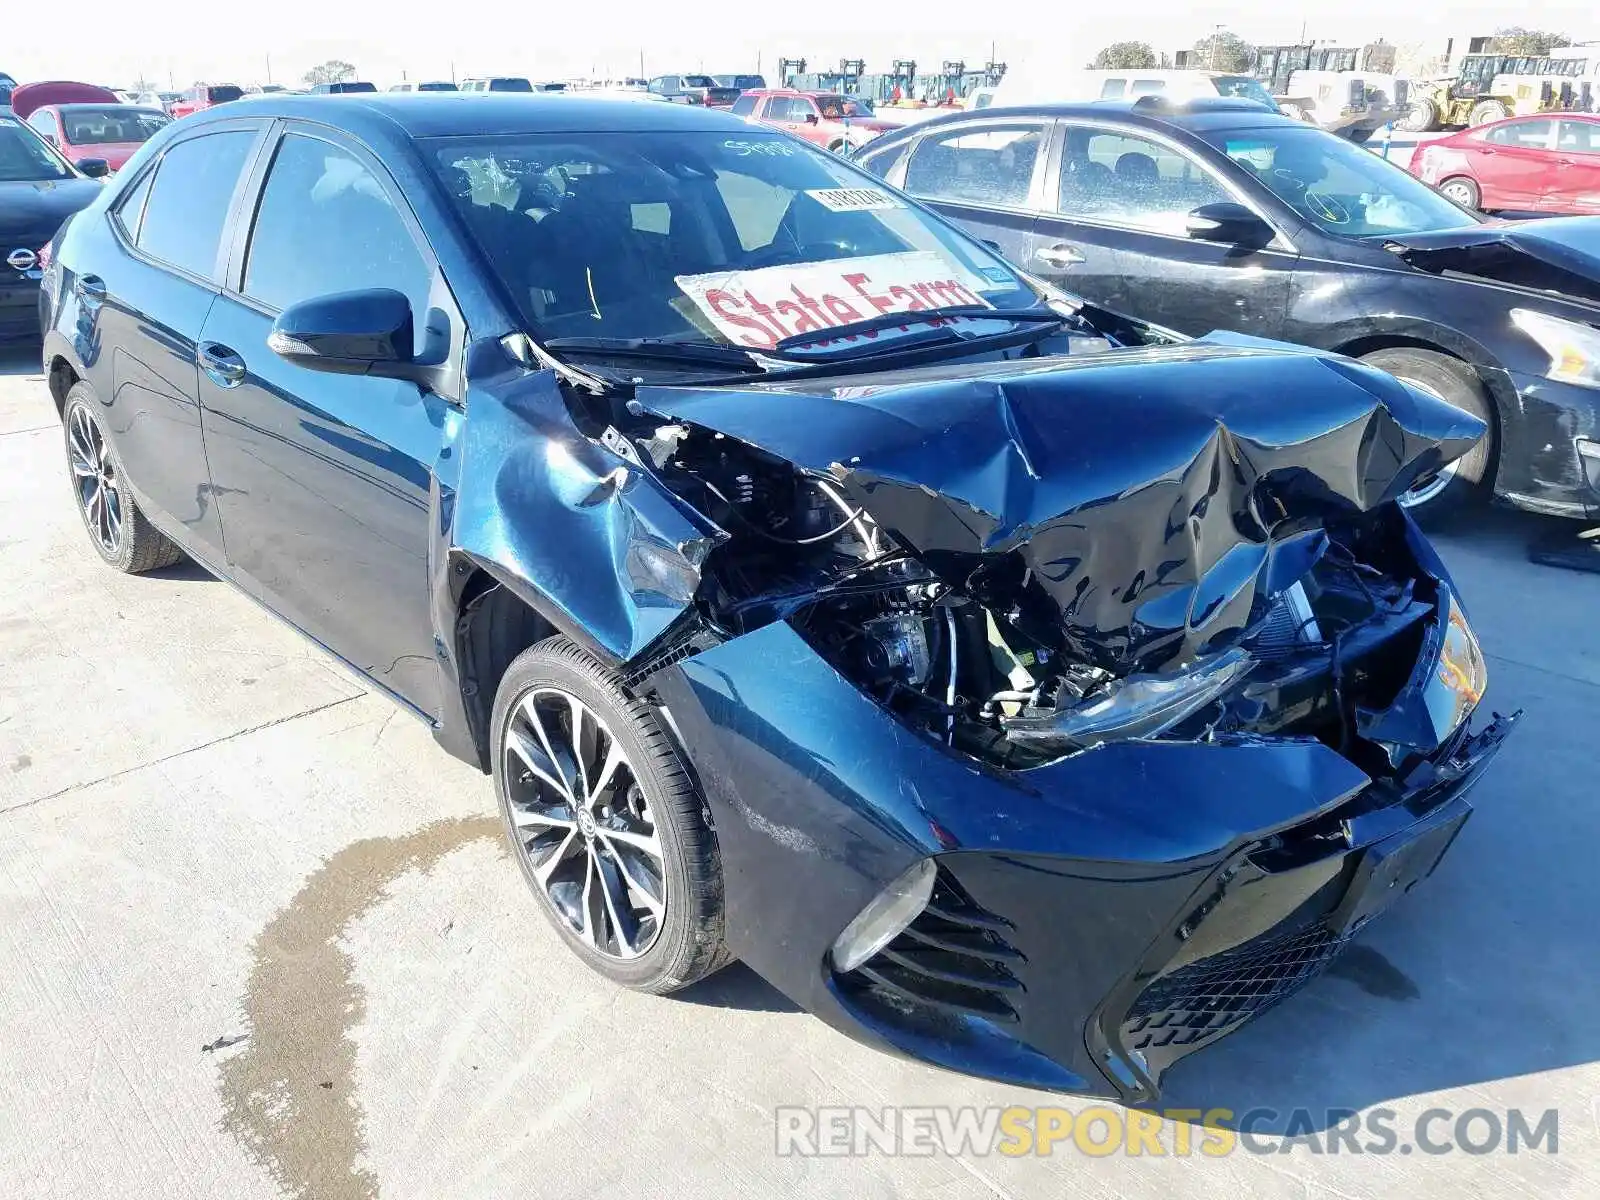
[219,816,502,1200]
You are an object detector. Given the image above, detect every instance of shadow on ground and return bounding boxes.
[676,961,802,1014]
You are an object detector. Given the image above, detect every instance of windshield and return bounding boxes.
[717,75,766,90]
[61,106,169,145]
[684,76,718,89]
[0,115,74,182]
[817,95,874,118]
[1202,125,1479,236]
[430,130,1038,355]
[1212,76,1279,109]
[208,85,243,102]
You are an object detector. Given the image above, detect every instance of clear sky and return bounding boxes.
[6,2,1597,90]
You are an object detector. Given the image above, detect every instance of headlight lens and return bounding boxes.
[1511,308,1600,387]
[831,858,937,973]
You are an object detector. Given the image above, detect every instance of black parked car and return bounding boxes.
[857,97,1600,522]
[1,111,105,341]
[40,95,1513,1102]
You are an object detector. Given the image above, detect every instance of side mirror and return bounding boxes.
[78,158,110,179]
[268,288,417,378]
[805,112,819,124]
[1185,201,1273,246]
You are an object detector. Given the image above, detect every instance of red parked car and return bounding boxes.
[1409,113,1600,214]
[168,83,244,119]
[13,83,171,174]
[730,89,900,154]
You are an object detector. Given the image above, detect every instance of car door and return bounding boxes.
[898,117,1052,271]
[1030,121,1294,336]
[1547,119,1600,213]
[1474,118,1557,209]
[195,125,457,715]
[88,123,265,564]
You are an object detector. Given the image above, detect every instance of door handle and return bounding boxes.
[1035,244,1085,268]
[198,341,246,388]
[1557,157,1578,165]
[1480,147,1497,155]
[75,274,106,302]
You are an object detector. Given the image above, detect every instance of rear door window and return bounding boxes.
[1557,120,1600,153]
[903,123,1044,208]
[1100,79,1127,99]
[730,94,759,117]
[1484,119,1555,149]
[136,130,257,279]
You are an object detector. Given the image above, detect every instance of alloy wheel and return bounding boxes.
[67,405,123,555]
[502,687,666,959]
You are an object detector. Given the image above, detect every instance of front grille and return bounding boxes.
[844,868,1025,1023]
[1122,923,1343,1052]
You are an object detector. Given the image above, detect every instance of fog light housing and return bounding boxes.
[830,859,937,973]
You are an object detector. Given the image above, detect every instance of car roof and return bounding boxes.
[183,92,754,138]
[901,97,1296,136]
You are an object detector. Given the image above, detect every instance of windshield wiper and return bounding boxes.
[771,305,1067,360]
[542,336,766,373]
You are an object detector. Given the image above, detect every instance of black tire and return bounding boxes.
[1438,175,1481,209]
[1470,99,1510,127]
[827,139,847,154]
[1360,348,1495,522]
[1397,98,1439,133]
[62,383,184,574]
[490,635,731,994]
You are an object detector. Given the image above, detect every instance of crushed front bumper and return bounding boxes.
[651,614,1516,1101]
[1497,371,1600,519]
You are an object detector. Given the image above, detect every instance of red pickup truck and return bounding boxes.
[730,89,900,154]
[168,84,244,119]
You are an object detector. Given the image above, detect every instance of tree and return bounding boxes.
[1091,41,1158,71]
[129,76,160,94]
[1191,30,1253,74]
[303,60,357,87]
[1489,28,1571,55]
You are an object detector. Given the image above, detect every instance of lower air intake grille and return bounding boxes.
[1123,924,1343,1052]
[845,868,1025,1023]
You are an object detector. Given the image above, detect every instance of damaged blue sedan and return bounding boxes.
[40,95,1516,1101]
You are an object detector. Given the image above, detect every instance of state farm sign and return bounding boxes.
[675,251,996,351]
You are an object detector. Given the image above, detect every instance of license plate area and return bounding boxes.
[1331,801,1470,935]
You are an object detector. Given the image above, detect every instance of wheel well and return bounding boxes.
[47,357,79,418]
[454,569,556,771]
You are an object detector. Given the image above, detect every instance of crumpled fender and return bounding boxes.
[451,364,725,664]
[636,337,1484,673]
[1383,217,1600,303]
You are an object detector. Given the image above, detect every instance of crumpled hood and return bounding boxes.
[1385,217,1600,304]
[635,335,1485,673]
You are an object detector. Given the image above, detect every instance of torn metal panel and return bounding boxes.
[636,338,1484,673]
[451,369,725,663]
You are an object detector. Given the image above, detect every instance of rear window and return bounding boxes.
[135,130,256,278]
[730,94,759,116]
[207,86,243,103]
[61,107,169,145]
[684,76,716,89]
[1212,76,1279,109]
[490,78,533,92]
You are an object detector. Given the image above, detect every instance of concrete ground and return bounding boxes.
[1,344,1596,1200]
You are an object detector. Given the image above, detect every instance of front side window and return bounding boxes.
[1100,79,1127,99]
[1558,120,1600,153]
[0,115,72,181]
[430,129,1037,355]
[59,107,170,146]
[903,124,1042,208]
[1204,124,1479,236]
[1130,79,1166,96]
[244,133,431,327]
[1484,119,1554,149]
[28,110,60,141]
[135,130,257,277]
[1057,127,1229,234]
[817,96,873,119]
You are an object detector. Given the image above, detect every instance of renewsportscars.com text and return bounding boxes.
[774,1105,1560,1158]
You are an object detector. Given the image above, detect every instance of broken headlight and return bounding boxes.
[1001,647,1255,752]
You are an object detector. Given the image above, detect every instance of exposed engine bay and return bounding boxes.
[638,420,1481,777]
